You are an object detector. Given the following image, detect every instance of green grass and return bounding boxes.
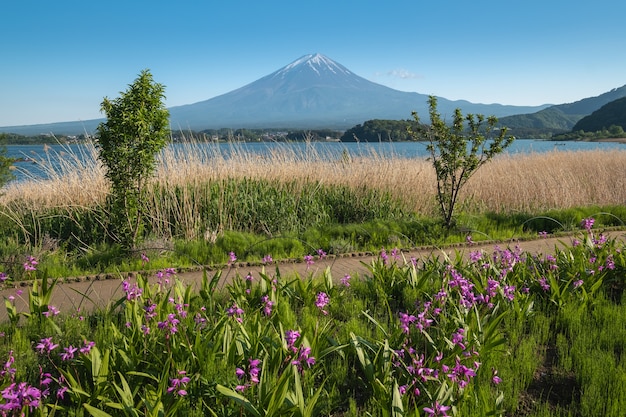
[0,225,624,415]
[1,175,626,279]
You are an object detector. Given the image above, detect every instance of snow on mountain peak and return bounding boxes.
[275,53,353,78]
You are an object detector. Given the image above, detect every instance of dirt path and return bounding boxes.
[1,230,624,321]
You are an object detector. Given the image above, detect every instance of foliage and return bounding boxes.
[340,119,421,142]
[499,84,626,137]
[0,134,15,191]
[553,125,625,141]
[571,96,626,133]
[95,70,170,250]
[409,96,514,228]
[0,220,624,415]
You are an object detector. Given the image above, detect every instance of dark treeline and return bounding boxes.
[2,132,92,145]
[552,97,626,141]
[340,119,422,142]
[181,128,344,142]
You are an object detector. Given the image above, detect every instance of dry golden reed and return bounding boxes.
[2,141,626,218]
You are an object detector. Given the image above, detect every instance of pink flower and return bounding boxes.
[315,292,329,315]
[492,368,502,384]
[423,401,451,416]
[60,345,78,361]
[168,370,191,396]
[304,255,314,270]
[261,295,274,316]
[35,337,58,354]
[340,274,351,287]
[23,256,38,272]
[581,217,595,232]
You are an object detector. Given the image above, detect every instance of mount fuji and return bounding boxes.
[1,53,552,135]
[167,53,547,130]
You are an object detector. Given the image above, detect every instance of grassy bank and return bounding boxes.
[0,224,624,415]
[0,141,625,278]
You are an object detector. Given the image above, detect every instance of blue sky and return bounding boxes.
[2,0,625,127]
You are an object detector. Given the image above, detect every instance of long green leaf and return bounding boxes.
[83,404,114,417]
[216,384,262,417]
[391,381,405,417]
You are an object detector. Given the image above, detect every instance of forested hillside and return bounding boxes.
[572,96,626,133]
[339,119,419,142]
[498,85,626,137]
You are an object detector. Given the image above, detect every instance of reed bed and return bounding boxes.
[2,141,626,241]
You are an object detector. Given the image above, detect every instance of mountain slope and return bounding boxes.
[572,96,626,132]
[498,85,626,135]
[167,53,548,130]
[4,53,615,135]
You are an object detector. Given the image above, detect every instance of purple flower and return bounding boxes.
[492,368,502,384]
[581,217,595,232]
[423,401,451,416]
[451,329,466,350]
[248,358,261,383]
[157,313,180,335]
[228,251,237,266]
[262,254,273,264]
[304,254,314,270]
[42,305,60,318]
[539,231,548,239]
[469,250,483,263]
[285,329,300,351]
[35,337,58,354]
[168,370,191,396]
[1,382,42,411]
[60,345,78,361]
[1,351,16,379]
[227,303,245,323]
[316,249,327,259]
[141,253,149,264]
[399,312,417,334]
[291,346,316,373]
[79,340,95,355]
[122,279,143,301]
[503,285,516,301]
[23,256,38,272]
[340,273,351,287]
[315,292,329,315]
[235,358,261,391]
[380,248,389,265]
[261,295,274,316]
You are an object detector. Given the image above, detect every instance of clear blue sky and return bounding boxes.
[2,0,625,126]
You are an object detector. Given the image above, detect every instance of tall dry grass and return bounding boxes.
[2,141,625,219]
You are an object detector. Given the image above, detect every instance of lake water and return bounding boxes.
[6,139,626,183]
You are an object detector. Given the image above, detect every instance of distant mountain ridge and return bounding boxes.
[572,96,626,132]
[498,85,626,135]
[0,53,623,136]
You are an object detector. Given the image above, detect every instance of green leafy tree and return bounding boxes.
[0,133,15,191]
[409,96,514,228]
[96,70,170,250]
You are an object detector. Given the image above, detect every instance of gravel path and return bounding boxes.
[1,230,624,321]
